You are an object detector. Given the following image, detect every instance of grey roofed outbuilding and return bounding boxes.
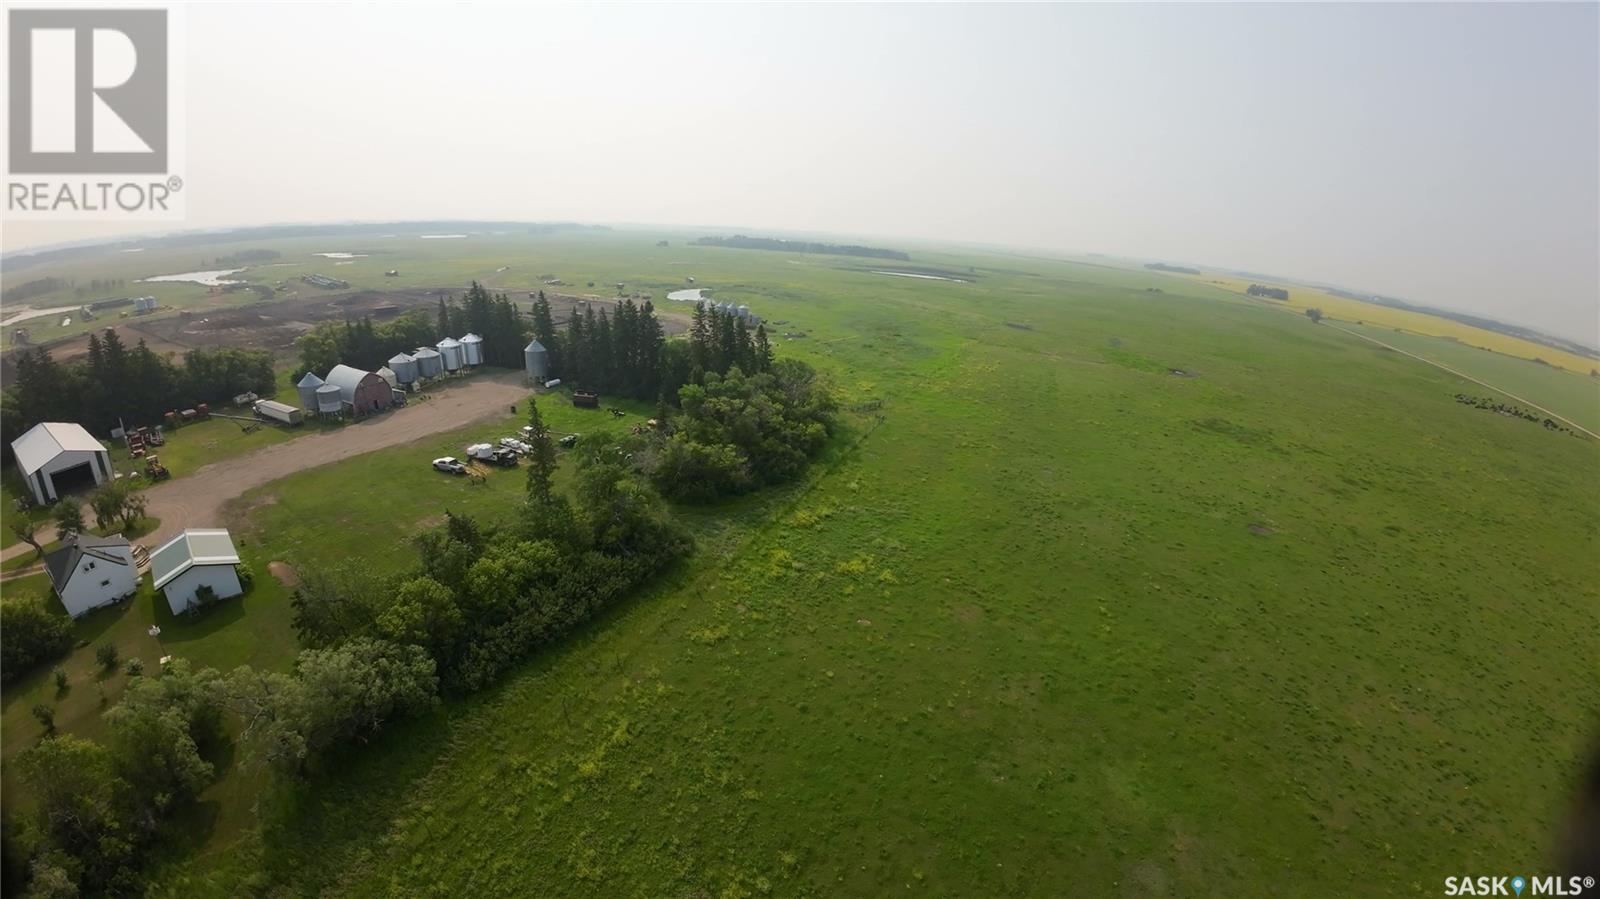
[150,529,242,590]
[11,422,104,476]
[324,364,374,404]
[44,534,132,591]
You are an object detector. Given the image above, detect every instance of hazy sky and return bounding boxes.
[6,3,1597,341]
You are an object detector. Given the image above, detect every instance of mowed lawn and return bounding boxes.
[125,246,1600,897]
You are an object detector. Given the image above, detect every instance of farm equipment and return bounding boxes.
[609,408,625,418]
[144,455,170,480]
[558,434,579,449]
[467,443,519,467]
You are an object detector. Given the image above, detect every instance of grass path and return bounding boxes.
[1326,323,1600,439]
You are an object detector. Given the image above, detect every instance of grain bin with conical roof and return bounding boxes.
[524,339,549,381]
[388,352,418,385]
[437,337,463,372]
[413,347,442,378]
[461,333,484,366]
[315,383,343,415]
[296,372,324,410]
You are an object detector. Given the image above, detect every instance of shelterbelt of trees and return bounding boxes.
[5,326,837,897]
[1,335,276,462]
[296,282,526,375]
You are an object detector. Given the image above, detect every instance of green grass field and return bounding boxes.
[1337,322,1600,433]
[3,230,1596,897]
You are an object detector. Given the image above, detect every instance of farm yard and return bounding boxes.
[2,228,1597,897]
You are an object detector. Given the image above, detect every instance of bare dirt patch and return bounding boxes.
[1247,522,1275,536]
[268,561,300,588]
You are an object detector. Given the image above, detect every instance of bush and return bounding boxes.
[32,704,55,732]
[1,597,74,683]
[235,561,255,590]
[123,658,144,677]
[53,667,68,691]
[95,643,118,671]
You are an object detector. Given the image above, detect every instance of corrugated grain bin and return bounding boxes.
[437,338,464,372]
[461,333,484,366]
[413,347,443,378]
[376,366,398,388]
[524,339,549,380]
[388,353,418,385]
[296,371,324,410]
[315,383,344,414]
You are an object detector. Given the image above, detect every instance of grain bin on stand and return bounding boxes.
[388,352,418,386]
[413,347,443,378]
[315,383,343,416]
[461,333,484,366]
[437,337,464,372]
[524,339,549,381]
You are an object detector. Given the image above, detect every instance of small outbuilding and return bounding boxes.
[10,422,112,505]
[44,534,138,618]
[150,528,244,615]
[325,364,393,415]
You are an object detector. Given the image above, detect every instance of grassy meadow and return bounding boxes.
[2,231,1596,897]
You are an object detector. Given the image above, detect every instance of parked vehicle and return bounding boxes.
[468,443,519,467]
[144,455,170,480]
[500,437,532,454]
[432,457,467,474]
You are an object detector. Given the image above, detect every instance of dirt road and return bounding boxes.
[1327,324,1599,440]
[1,372,531,565]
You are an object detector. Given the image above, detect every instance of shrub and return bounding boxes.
[53,667,68,691]
[235,561,255,590]
[32,703,55,732]
[94,643,118,671]
[123,658,144,677]
[1,597,74,683]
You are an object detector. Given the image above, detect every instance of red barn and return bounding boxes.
[325,364,393,415]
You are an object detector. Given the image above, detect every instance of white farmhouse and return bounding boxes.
[43,534,139,618]
[10,422,112,505]
[150,529,244,615]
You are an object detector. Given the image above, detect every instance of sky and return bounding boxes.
[5,2,1597,342]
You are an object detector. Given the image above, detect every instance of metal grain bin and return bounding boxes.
[387,352,418,385]
[737,305,750,320]
[461,333,484,366]
[413,347,443,378]
[314,383,344,414]
[437,337,464,372]
[296,371,324,410]
[524,339,549,380]
[376,366,398,388]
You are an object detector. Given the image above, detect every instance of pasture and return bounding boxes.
[2,231,1596,897]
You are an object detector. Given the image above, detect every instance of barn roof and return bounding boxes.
[150,529,241,590]
[44,534,131,592]
[325,364,380,402]
[11,422,104,476]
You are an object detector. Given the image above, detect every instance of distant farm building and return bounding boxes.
[45,534,138,618]
[10,422,112,505]
[325,364,393,415]
[302,274,350,289]
[151,528,244,615]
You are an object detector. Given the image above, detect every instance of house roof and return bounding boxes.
[44,534,132,591]
[11,422,104,476]
[150,529,241,590]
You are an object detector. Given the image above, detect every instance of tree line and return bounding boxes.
[4,324,838,897]
[1247,284,1290,301]
[529,292,675,400]
[692,234,910,261]
[297,282,525,376]
[2,334,276,456]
